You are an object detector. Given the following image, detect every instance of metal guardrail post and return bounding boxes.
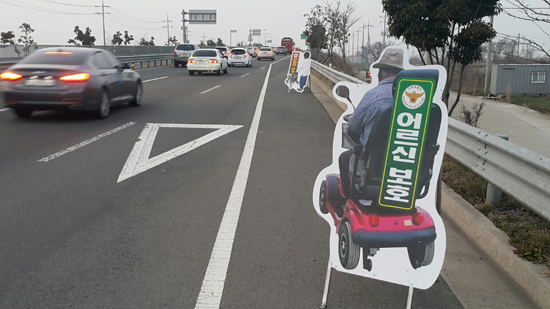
[485,134,509,204]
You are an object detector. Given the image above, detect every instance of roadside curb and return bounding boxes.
[442,185,550,308]
[309,73,549,309]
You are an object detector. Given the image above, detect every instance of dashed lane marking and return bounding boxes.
[38,122,136,162]
[199,85,221,95]
[143,76,169,83]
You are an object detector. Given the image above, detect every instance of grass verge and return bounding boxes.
[505,95,550,114]
[443,155,550,268]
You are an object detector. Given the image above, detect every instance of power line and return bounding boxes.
[32,0,95,7]
[106,16,163,31]
[110,7,163,24]
[2,0,95,15]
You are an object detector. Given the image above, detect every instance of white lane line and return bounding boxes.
[199,85,221,95]
[273,56,290,64]
[260,66,266,70]
[0,108,8,113]
[194,63,273,309]
[117,124,242,183]
[240,73,250,78]
[143,76,169,83]
[38,122,136,162]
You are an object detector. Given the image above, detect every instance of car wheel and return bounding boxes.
[174,62,179,68]
[189,70,195,76]
[338,221,360,270]
[216,68,221,76]
[223,65,228,74]
[12,108,33,118]
[96,91,110,119]
[129,82,142,107]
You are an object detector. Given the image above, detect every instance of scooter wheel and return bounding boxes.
[319,180,328,214]
[338,221,360,269]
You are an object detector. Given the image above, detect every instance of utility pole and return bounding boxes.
[351,31,355,62]
[95,0,110,46]
[163,14,173,46]
[517,33,521,58]
[382,13,387,46]
[484,15,494,96]
[361,21,374,64]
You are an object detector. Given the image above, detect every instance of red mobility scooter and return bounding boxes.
[319,69,442,271]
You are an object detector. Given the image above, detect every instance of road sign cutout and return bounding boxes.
[118,123,242,183]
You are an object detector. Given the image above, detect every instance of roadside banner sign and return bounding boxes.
[378,78,435,210]
[285,51,311,93]
[312,45,449,290]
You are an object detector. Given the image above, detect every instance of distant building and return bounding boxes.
[490,64,550,95]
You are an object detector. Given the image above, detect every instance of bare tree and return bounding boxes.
[504,0,550,59]
[330,0,361,63]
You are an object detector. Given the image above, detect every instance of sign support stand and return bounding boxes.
[320,259,332,309]
[406,286,414,309]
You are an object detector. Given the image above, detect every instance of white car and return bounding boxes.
[257,46,275,61]
[187,49,229,76]
[228,48,252,67]
[173,43,201,67]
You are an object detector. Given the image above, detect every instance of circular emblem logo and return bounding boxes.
[402,85,426,110]
[293,53,299,58]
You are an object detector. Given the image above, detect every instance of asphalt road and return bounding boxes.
[0,55,464,308]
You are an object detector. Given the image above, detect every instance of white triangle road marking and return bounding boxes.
[117,123,242,183]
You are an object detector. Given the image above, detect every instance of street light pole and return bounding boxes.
[484,15,494,96]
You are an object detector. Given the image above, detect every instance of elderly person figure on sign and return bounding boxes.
[339,48,404,197]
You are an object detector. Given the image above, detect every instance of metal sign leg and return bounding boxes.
[320,259,333,309]
[406,286,414,309]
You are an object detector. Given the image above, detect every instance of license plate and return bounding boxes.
[235,56,242,59]
[25,79,55,87]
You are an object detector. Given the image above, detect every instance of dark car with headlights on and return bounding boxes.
[0,47,142,119]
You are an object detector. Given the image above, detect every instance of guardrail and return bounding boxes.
[0,54,174,70]
[311,60,550,221]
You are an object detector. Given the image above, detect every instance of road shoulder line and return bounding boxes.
[194,61,273,309]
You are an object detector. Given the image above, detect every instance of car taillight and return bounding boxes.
[369,214,380,227]
[58,73,90,82]
[258,52,262,55]
[173,51,177,56]
[188,59,196,64]
[0,72,23,81]
[243,54,247,57]
[209,59,218,64]
[412,212,424,225]
[268,52,272,55]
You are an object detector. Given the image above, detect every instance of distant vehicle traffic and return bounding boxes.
[0,47,142,119]
[215,46,231,57]
[276,46,287,55]
[187,49,229,76]
[281,37,295,53]
[246,47,257,58]
[228,48,252,67]
[257,47,275,61]
[173,43,202,67]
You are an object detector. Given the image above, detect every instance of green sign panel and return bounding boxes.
[301,33,307,40]
[378,77,435,211]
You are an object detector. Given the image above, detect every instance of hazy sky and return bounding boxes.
[0,0,549,50]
